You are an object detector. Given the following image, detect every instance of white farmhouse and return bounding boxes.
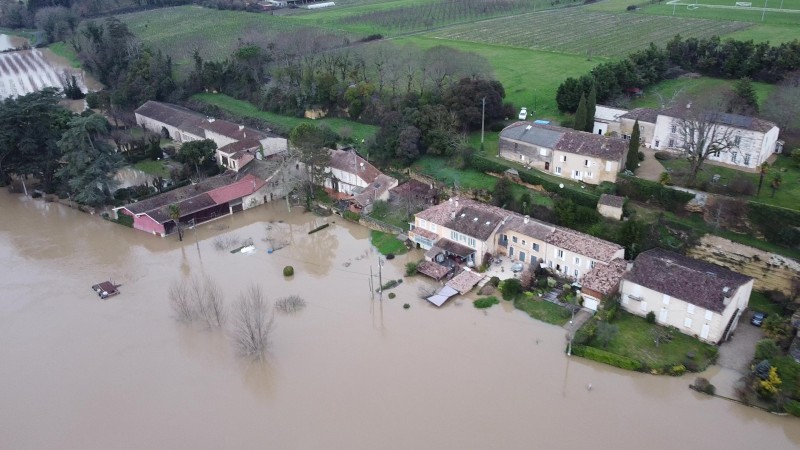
[620,248,753,344]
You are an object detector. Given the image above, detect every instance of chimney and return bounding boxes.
[524,215,529,224]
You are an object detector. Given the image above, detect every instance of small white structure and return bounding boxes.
[304,1,335,9]
[593,105,627,136]
[597,194,624,220]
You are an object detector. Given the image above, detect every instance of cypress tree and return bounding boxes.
[626,119,641,171]
[574,93,587,132]
[586,82,597,132]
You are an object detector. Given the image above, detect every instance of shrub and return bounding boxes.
[646,311,656,324]
[572,345,643,371]
[473,296,500,309]
[654,151,674,160]
[388,292,396,299]
[754,339,780,360]
[343,210,360,222]
[692,377,716,395]
[275,295,306,313]
[405,260,420,276]
[113,213,134,228]
[669,364,687,376]
[403,303,410,309]
[637,151,645,161]
[283,266,294,276]
[489,276,501,287]
[500,278,522,300]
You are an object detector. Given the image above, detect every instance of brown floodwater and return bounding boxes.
[0,192,798,449]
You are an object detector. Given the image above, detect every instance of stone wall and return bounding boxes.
[688,235,799,297]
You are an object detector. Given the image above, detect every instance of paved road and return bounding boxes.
[634,147,666,182]
[717,310,763,373]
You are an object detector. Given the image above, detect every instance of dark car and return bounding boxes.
[751,311,766,327]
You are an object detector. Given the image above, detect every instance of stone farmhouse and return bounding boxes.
[594,105,781,171]
[323,148,398,212]
[409,198,626,310]
[134,101,288,164]
[620,248,753,344]
[498,122,628,184]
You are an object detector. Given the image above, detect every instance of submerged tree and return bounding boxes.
[169,204,183,242]
[232,284,275,360]
[56,113,124,206]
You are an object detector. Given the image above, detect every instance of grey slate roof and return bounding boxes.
[620,108,659,124]
[500,122,564,148]
[500,121,627,160]
[598,194,625,208]
[623,248,752,313]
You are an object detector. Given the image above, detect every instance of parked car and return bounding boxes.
[751,311,766,327]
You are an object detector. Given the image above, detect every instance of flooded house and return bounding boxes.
[323,148,397,213]
[114,173,275,236]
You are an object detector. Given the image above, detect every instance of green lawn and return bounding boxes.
[192,92,378,143]
[395,35,600,119]
[659,155,800,210]
[411,156,554,207]
[630,76,775,111]
[48,42,81,68]
[596,311,718,371]
[748,290,784,316]
[513,294,572,326]
[133,159,170,178]
[370,230,408,255]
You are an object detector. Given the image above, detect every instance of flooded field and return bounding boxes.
[0,34,98,101]
[0,191,798,449]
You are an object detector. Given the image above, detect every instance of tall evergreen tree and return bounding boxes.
[728,77,759,115]
[586,82,597,132]
[626,119,641,172]
[573,93,587,132]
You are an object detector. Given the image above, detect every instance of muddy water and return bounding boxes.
[114,167,155,189]
[0,34,27,51]
[0,192,798,449]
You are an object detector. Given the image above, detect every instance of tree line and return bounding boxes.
[556,36,800,114]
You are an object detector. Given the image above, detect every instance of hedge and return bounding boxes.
[747,202,800,248]
[785,399,800,417]
[617,175,694,212]
[470,156,600,208]
[571,344,644,371]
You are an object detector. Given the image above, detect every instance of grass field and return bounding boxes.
[513,294,572,326]
[133,159,170,178]
[396,35,599,118]
[120,6,328,69]
[426,8,751,57]
[48,42,81,68]
[596,311,718,370]
[370,230,408,255]
[659,154,800,210]
[192,92,378,142]
[629,76,776,110]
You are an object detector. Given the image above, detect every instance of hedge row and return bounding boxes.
[571,344,643,371]
[616,175,694,212]
[470,156,600,208]
[748,202,800,248]
[785,399,800,417]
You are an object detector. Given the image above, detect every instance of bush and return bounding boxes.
[473,296,500,309]
[786,399,800,417]
[403,303,410,309]
[754,339,780,360]
[489,122,507,132]
[646,311,656,324]
[283,266,294,276]
[669,364,686,376]
[617,175,693,212]
[388,292,396,299]
[638,151,645,161]
[572,345,643,371]
[343,210,360,222]
[275,295,306,313]
[405,260,420,276]
[692,377,716,395]
[500,278,522,300]
[653,151,674,160]
[747,202,800,247]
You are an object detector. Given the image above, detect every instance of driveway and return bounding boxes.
[717,310,764,373]
[634,147,666,182]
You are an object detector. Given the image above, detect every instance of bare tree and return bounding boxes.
[168,280,195,322]
[232,285,275,359]
[197,275,226,328]
[672,96,736,185]
[275,295,307,314]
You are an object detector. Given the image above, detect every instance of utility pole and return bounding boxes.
[377,255,383,300]
[480,96,486,152]
[369,266,374,300]
[762,0,768,21]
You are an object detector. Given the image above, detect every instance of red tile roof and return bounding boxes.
[207,174,266,204]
